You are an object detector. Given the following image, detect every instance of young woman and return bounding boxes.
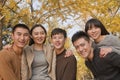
[85,18,120,56]
[24,24,55,80]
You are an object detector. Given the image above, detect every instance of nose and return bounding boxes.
[91,28,96,33]
[55,37,59,41]
[38,33,45,38]
[78,46,83,53]
[20,35,25,40]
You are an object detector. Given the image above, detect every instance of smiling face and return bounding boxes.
[31,27,46,45]
[87,25,102,42]
[73,38,92,59]
[51,33,66,50]
[12,27,30,48]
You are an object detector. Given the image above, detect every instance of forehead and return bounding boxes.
[74,38,88,45]
[52,33,64,37]
[89,24,100,28]
[14,27,29,33]
[33,27,45,32]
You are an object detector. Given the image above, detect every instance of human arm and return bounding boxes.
[0,54,18,80]
[62,56,77,80]
[99,47,112,57]
[64,49,73,57]
[98,35,120,57]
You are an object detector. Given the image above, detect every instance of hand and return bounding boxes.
[64,49,73,58]
[3,44,12,50]
[100,47,112,58]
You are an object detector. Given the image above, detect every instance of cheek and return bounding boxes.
[25,37,30,41]
[51,39,56,44]
[98,29,101,34]
[76,48,79,53]
[32,35,38,39]
[87,30,92,35]
[12,36,18,40]
[42,35,46,39]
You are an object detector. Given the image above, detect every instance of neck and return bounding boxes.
[12,44,23,56]
[88,48,94,61]
[33,44,43,50]
[95,35,105,43]
[55,47,65,55]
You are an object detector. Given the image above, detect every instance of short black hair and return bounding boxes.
[51,28,67,38]
[12,23,30,33]
[85,18,109,35]
[72,31,90,44]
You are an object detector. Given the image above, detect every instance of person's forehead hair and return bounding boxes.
[72,31,91,46]
[30,24,47,35]
[85,19,100,32]
[12,24,30,33]
[51,28,67,38]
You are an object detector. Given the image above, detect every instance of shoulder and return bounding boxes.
[105,35,120,45]
[24,45,33,53]
[106,34,119,40]
[104,52,120,61]
[24,45,31,50]
[44,43,54,50]
[0,49,10,56]
[66,55,77,63]
[0,49,13,61]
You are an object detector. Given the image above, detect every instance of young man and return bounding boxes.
[51,28,77,80]
[72,31,120,80]
[0,24,30,80]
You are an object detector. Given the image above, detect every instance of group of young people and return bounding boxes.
[0,24,76,80]
[0,18,120,80]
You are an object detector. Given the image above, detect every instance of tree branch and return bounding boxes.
[36,2,76,23]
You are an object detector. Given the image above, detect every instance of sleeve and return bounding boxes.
[111,47,120,55]
[99,35,120,55]
[62,56,77,80]
[105,52,120,67]
[0,54,18,80]
[110,36,120,55]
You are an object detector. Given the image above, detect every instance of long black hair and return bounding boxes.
[85,18,109,35]
[29,24,47,46]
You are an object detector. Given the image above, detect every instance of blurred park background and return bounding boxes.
[0,0,120,80]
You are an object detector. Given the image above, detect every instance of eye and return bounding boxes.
[33,32,39,35]
[40,32,45,35]
[52,36,56,39]
[17,32,22,36]
[88,26,93,30]
[24,33,29,37]
[80,43,85,47]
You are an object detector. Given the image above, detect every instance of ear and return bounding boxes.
[11,33,14,40]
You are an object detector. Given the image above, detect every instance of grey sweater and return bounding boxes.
[93,35,120,55]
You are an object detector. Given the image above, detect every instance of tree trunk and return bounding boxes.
[0,22,2,50]
[0,15,4,50]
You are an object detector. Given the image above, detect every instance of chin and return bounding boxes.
[55,47,62,50]
[18,44,26,48]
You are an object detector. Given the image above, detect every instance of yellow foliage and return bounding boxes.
[26,0,31,4]
[74,51,93,80]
